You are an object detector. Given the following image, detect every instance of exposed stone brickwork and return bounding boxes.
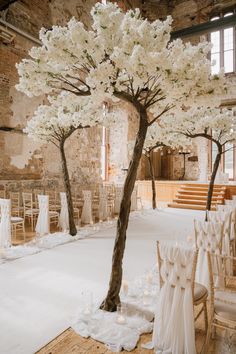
[0,0,102,189]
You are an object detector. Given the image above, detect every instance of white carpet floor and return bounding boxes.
[0,208,205,354]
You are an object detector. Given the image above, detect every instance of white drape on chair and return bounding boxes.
[208,210,232,256]
[99,186,108,221]
[35,195,49,236]
[194,219,223,289]
[59,192,69,231]
[114,186,123,214]
[152,243,196,354]
[81,190,93,224]
[131,186,138,211]
[0,198,11,248]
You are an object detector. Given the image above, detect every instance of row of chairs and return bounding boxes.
[0,185,140,245]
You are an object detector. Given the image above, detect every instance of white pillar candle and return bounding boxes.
[116,315,126,324]
[122,280,129,296]
[146,273,153,284]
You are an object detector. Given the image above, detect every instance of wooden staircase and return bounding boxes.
[168,184,226,211]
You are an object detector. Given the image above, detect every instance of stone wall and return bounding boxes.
[0,0,102,190]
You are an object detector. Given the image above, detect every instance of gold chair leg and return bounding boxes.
[203,322,212,354]
[204,301,208,334]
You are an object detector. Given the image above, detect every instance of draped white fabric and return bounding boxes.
[99,186,108,221]
[194,219,223,289]
[152,243,196,354]
[114,186,123,214]
[81,190,93,224]
[208,210,232,256]
[0,198,11,248]
[131,186,138,211]
[216,205,236,238]
[35,195,49,236]
[59,192,69,231]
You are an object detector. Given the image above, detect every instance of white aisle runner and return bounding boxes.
[0,209,204,354]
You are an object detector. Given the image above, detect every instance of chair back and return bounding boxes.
[194,219,224,288]
[10,192,21,216]
[154,241,197,354]
[207,251,236,325]
[35,195,49,236]
[59,192,69,231]
[99,186,108,221]
[81,190,93,224]
[208,210,233,256]
[114,186,123,214]
[0,190,6,199]
[0,198,11,248]
[131,185,138,211]
[22,192,34,213]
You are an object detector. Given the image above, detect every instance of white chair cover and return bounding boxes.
[0,198,11,248]
[194,220,223,289]
[152,243,196,354]
[114,186,123,214]
[81,191,93,224]
[59,192,69,231]
[131,186,138,211]
[35,195,49,236]
[208,210,232,256]
[217,205,236,238]
[99,187,108,221]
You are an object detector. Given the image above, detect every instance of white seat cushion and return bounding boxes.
[215,301,236,322]
[194,282,208,302]
[11,217,24,223]
[25,209,39,215]
[49,211,59,216]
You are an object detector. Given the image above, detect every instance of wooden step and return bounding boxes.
[176,194,224,201]
[180,183,226,187]
[172,198,222,205]
[178,190,224,196]
[168,203,216,211]
[180,186,225,192]
[168,183,226,211]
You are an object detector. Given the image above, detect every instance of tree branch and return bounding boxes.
[148,104,174,126]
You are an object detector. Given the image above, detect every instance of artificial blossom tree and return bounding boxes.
[16,2,228,311]
[162,107,236,212]
[25,92,102,236]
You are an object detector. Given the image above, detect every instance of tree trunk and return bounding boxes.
[100,107,148,312]
[147,154,156,209]
[59,140,77,236]
[206,144,222,214]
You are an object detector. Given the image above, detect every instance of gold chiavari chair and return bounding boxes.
[22,192,39,230]
[205,252,236,353]
[157,239,209,333]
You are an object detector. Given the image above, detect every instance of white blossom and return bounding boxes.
[161,107,236,146]
[16,1,231,114]
[24,92,105,143]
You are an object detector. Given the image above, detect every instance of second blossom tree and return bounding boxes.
[25,92,103,235]
[161,107,236,211]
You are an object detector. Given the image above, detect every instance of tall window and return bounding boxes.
[210,11,235,74]
[224,143,234,179]
[211,141,235,180]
